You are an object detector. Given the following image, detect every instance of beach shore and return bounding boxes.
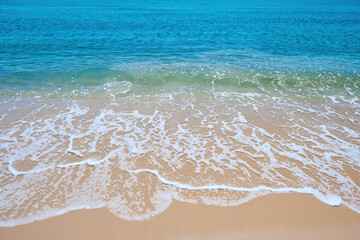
[1,193,360,240]
[2,1,360,240]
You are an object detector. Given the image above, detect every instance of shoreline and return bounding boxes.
[1,193,360,240]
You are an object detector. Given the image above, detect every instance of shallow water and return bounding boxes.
[0,0,360,226]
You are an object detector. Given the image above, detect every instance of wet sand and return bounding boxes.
[1,193,360,240]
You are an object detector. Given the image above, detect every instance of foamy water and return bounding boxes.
[1,67,359,226]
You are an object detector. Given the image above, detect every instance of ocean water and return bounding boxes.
[1,0,360,226]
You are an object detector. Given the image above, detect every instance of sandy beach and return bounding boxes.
[1,193,360,240]
[1,1,360,239]
[1,95,360,239]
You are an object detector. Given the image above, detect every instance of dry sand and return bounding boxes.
[1,193,360,240]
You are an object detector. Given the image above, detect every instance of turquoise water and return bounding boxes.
[1,0,360,95]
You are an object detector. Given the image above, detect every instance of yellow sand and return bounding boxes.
[1,193,360,240]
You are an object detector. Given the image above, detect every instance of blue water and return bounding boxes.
[1,1,360,74]
[1,0,359,98]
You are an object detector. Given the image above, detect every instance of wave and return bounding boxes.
[0,88,359,226]
[1,64,359,100]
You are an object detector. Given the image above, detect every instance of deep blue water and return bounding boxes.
[0,0,359,93]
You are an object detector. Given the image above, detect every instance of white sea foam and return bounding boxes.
[1,89,360,226]
[127,167,345,208]
[66,135,83,157]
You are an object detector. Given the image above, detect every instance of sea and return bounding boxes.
[0,0,360,226]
